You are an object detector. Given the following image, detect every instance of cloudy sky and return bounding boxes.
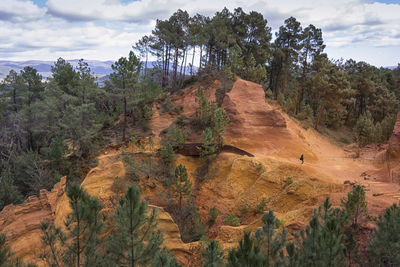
[0,0,399,67]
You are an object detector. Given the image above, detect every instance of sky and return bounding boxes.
[0,0,399,67]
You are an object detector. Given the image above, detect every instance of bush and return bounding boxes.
[209,207,219,224]
[110,177,126,195]
[277,93,285,107]
[176,115,186,127]
[224,214,241,227]
[135,104,153,130]
[240,201,250,216]
[285,177,293,187]
[275,218,285,228]
[182,75,198,88]
[215,86,226,106]
[256,163,266,174]
[199,128,218,163]
[179,200,207,242]
[162,125,186,150]
[255,198,267,214]
[265,89,273,99]
[157,143,175,184]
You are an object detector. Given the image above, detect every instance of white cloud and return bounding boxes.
[46,0,180,23]
[0,0,399,66]
[0,0,46,22]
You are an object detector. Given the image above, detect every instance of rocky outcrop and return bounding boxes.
[0,148,192,266]
[222,78,286,130]
[0,177,66,264]
[178,143,254,157]
[220,79,316,161]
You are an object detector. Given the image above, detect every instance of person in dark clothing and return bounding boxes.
[300,154,304,165]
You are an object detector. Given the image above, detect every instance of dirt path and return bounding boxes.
[273,109,400,214]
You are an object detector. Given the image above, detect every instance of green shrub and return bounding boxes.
[277,93,285,107]
[275,218,285,228]
[256,163,266,174]
[265,89,273,99]
[224,214,240,227]
[209,207,219,224]
[110,177,126,195]
[255,198,267,214]
[176,115,186,127]
[240,201,250,216]
[182,75,198,88]
[162,125,186,150]
[162,96,174,114]
[285,177,293,187]
[215,86,226,106]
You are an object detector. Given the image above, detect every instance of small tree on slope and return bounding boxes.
[106,183,163,266]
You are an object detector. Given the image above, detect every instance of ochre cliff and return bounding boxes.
[0,177,66,264]
[1,78,400,266]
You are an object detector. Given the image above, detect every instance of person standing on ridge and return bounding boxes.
[300,154,304,165]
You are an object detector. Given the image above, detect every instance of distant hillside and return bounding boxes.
[0,59,114,80]
[0,60,198,82]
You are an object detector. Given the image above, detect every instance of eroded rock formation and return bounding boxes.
[0,177,66,264]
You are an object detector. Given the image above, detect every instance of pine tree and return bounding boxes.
[254,211,287,265]
[110,51,142,142]
[199,127,218,163]
[288,198,347,267]
[39,220,65,267]
[228,44,244,76]
[211,107,229,147]
[173,164,192,213]
[64,182,104,267]
[355,113,375,146]
[0,233,13,267]
[341,185,367,227]
[274,17,303,96]
[367,203,400,266]
[0,233,37,267]
[195,87,212,128]
[296,24,325,114]
[106,183,163,267]
[310,55,351,130]
[202,240,224,267]
[151,249,181,267]
[0,172,23,210]
[163,125,186,150]
[158,143,176,179]
[227,232,266,266]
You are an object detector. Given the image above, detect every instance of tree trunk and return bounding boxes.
[199,46,203,69]
[191,46,196,75]
[173,47,179,90]
[179,48,186,87]
[315,104,324,130]
[144,51,148,78]
[181,49,188,87]
[296,59,307,115]
[130,202,135,267]
[283,52,289,96]
[123,79,127,142]
[74,201,81,267]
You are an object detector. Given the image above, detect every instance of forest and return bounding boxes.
[1,6,400,267]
